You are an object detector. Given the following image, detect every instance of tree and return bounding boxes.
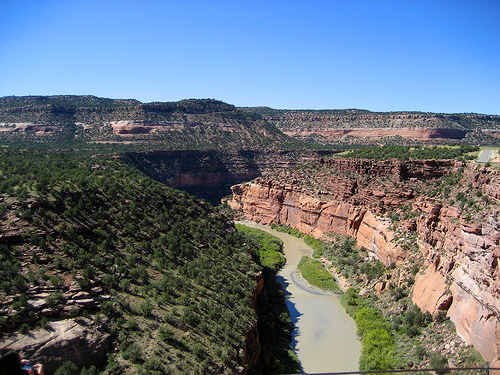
[359,329,396,371]
[54,361,79,375]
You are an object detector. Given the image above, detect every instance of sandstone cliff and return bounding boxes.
[227,157,500,365]
[411,167,500,366]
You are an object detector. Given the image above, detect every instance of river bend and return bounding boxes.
[239,222,361,373]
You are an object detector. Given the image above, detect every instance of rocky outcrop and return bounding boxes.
[228,181,406,266]
[0,123,64,134]
[238,320,261,375]
[227,158,458,265]
[284,127,469,142]
[0,278,113,373]
[1,319,113,374]
[411,193,500,366]
[227,158,500,365]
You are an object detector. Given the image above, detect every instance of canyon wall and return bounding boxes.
[124,149,333,204]
[3,96,500,147]
[411,167,500,367]
[227,158,500,365]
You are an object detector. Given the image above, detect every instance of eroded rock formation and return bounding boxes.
[124,149,332,204]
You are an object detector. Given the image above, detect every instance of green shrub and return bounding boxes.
[80,365,99,375]
[340,288,368,318]
[158,325,174,342]
[297,256,341,292]
[126,317,139,331]
[429,352,450,374]
[237,225,285,271]
[122,342,143,363]
[359,328,396,371]
[45,291,63,306]
[355,307,389,336]
[19,323,30,334]
[54,361,79,375]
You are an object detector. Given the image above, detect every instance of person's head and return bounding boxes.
[0,348,23,375]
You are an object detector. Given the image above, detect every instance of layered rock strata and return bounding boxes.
[2,319,113,375]
[227,157,500,365]
[412,167,500,366]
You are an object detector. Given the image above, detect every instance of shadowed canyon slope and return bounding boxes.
[0,151,266,374]
[227,157,500,366]
[123,149,333,204]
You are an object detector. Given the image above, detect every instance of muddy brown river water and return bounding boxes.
[239,222,361,373]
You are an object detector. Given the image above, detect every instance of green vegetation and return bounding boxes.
[306,228,487,371]
[0,146,264,374]
[235,225,285,271]
[341,289,396,371]
[297,256,341,293]
[236,224,300,374]
[305,234,386,282]
[343,145,479,160]
[269,223,305,238]
[0,96,303,150]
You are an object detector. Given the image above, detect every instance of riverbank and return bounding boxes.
[297,256,342,293]
[237,221,361,373]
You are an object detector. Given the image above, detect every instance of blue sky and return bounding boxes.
[1,1,499,114]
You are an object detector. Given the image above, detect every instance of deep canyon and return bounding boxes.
[1,96,500,373]
[227,157,500,367]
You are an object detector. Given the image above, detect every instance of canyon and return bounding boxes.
[226,157,500,366]
[1,95,499,373]
[123,149,333,204]
[0,151,268,375]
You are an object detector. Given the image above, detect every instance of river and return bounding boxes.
[238,222,361,373]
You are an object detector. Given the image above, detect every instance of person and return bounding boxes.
[0,349,43,375]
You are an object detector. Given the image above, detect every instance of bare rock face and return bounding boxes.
[412,203,500,365]
[284,128,470,143]
[1,319,113,374]
[246,108,500,145]
[228,158,457,266]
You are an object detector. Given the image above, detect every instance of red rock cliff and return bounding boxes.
[411,166,500,366]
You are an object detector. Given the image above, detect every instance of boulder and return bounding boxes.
[0,318,113,374]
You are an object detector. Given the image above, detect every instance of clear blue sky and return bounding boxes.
[1,1,499,114]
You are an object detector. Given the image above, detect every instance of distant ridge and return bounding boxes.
[0,95,296,149]
[240,107,500,146]
[0,95,499,146]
